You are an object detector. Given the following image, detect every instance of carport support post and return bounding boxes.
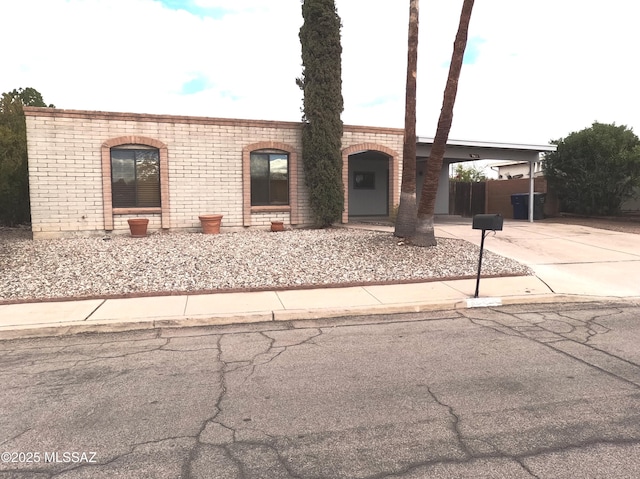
[528,161,534,222]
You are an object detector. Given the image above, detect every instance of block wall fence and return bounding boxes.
[485,177,560,218]
[24,107,404,239]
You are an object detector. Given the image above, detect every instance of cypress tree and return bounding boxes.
[297,0,344,227]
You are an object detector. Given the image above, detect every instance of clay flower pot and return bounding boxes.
[127,218,149,238]
[199,214,223,234]
[270,221,284,232]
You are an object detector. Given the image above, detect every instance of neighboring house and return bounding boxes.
[487,158,640,214]
[489,158,545,180]
[23,107,556,238]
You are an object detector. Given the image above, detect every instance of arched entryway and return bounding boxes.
[348,151,390,217]
[342,143,399,223]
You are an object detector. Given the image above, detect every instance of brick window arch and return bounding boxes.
[101,136,170,230]
[242,141,298,226]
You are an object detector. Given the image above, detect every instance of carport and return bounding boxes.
[416,138,557,222]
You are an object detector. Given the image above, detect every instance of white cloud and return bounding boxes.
[2,0,639,144]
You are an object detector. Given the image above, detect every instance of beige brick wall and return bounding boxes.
[26,115,105,237]
[24,108,404,238]
[250,212,290,228]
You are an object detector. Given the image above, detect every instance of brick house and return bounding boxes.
[24,107,403,239]
[23,107,556,238]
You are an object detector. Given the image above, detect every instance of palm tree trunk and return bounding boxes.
[411,0,475,247]
[394,0,419,238]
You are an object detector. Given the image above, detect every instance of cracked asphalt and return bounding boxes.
[1,301,640,478]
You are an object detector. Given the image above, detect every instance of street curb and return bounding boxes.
[2,293,637,341]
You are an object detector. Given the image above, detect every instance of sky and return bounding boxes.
[2,0,639,146]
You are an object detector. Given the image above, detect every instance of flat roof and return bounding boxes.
[488,159,544,167]
[417,136,557,152]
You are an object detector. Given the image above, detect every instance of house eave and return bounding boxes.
[417,136,557,153]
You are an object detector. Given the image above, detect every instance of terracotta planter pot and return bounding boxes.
[127,218,149,238]
[270,221,284,232]
[199,214,223,234]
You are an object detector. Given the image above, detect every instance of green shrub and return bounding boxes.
[544,122,640,215]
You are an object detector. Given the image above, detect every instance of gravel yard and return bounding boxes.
[0,227,532,303]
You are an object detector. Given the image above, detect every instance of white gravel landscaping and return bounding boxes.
[0,228,532,302]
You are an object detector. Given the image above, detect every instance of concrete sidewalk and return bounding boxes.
[1,220,639,339]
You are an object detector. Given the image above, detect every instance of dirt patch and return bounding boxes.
[542,215,640,235]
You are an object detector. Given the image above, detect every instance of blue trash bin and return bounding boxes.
[511,193,546,220]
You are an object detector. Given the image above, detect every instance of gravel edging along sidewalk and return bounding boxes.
[0,228,532,304]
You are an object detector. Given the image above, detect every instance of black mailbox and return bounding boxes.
[472,214,503,231]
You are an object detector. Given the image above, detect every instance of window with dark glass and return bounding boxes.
[111,148,160,208]
[353,171,376,189]
[250,152,289,206]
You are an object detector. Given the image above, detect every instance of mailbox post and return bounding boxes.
[472,214,503,298]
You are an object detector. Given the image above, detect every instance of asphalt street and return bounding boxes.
[1,300,640,478]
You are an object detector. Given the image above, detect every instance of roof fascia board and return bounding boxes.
[417,136,557,152]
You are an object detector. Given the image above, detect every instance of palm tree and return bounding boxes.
[394,0,419,238]
[411,0,475,246]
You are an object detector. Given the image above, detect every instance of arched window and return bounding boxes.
[102,135,169,231]
[111,145,160,208]
[250,150,289,206]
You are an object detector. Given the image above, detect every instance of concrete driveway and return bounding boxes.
[435,219,640,298]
